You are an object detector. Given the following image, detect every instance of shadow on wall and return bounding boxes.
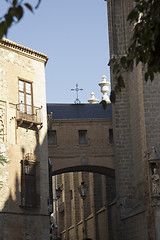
[0,129,50,240]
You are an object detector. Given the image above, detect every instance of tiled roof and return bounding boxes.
[47,103,112,120]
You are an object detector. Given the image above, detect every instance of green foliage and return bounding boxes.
[0,147,7,189]
[0,150,7,188]
[111,0,160,103]
[100,100,107,110]
[0,151,7,165]
[0,0,41,39]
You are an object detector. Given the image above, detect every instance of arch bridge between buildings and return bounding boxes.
[47,103,115,178]
[50,154,115,177]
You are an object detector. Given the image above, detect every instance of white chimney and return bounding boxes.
[99,75,110,103]
[88,92,99,104]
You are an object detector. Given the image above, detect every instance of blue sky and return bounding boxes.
[2,0,110,103]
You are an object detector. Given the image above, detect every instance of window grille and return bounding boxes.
[21,155,40,208]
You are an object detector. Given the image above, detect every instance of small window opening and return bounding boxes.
[109,129,113,144]
[70,190,73,200]
[48,130,57,145]
[78,130,88,145]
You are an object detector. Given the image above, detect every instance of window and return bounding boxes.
[48,130,57,145]
[109,129,113,144]
[19,79,32,114]
[78,130,88,145]
[21,159,40,208]
[70,190,73,200]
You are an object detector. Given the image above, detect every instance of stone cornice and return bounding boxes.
[0,38,48,64]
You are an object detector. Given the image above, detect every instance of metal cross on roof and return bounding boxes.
[71,83,83,104]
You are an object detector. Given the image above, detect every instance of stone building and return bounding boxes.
[47,103,116,240]
[107,0,160,239]
[0,39,50,240]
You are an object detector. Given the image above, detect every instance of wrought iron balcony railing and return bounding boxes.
[16,103,42,127]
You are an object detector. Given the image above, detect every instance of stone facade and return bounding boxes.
[0,39,50,240]
[47,104,116,240]
[107,0,160,239]
[47,104,115,176]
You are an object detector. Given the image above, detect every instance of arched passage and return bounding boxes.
[48,103,115,240]
[52,165,115,177]
[48,103,114,176]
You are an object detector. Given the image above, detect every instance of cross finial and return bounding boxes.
[71,83,83,104]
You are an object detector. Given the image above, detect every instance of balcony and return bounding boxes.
[16,103,42,129]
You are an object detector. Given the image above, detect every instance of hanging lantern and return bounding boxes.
[78,182,87,200]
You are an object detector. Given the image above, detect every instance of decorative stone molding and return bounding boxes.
[151,168,160,195]
[0,38,48,64]
[0,106,5,143]
[24,153,36,161]
[88,92,99,104]
[99,75,110,103]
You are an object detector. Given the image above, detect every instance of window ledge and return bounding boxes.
[16,118,43,130]
[77,144,90,147]
[19,204,39,209]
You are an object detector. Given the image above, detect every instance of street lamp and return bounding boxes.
[56,187,62,200]
[78,182,87,200]
[78,182,88,240]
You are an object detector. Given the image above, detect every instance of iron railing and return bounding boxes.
[16,103,42,124]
